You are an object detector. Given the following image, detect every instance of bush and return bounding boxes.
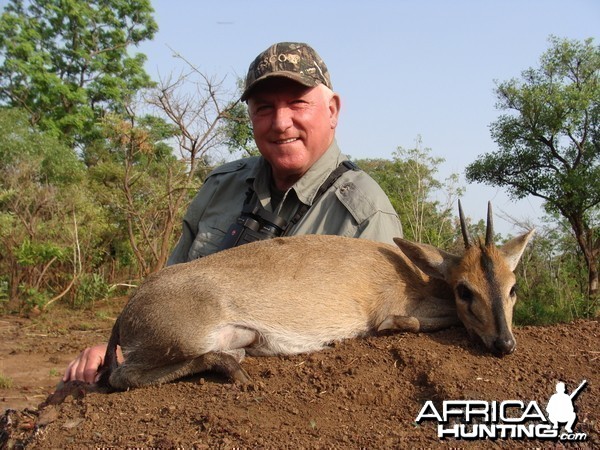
[72,273,114,309]
[19,285,50,312]
[514,280,589,326]
[513,227,594,325]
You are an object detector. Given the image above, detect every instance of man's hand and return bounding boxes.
[63,344,108,383]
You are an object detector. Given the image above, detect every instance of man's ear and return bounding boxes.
[329,93,341,128]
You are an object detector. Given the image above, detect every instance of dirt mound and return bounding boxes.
[1,313,597,449]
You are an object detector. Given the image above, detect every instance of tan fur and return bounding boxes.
[101,229,534,389]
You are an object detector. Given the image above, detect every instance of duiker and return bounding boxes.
[98,202,534,389]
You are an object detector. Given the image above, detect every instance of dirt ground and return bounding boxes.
[0,298,598,449]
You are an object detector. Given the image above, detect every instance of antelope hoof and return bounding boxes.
[232,367,252,384]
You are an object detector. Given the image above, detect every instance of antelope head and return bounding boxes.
[394,201,535,355]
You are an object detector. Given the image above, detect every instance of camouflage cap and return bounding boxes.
[241,42,332,101]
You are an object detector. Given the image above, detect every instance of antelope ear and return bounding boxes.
[393,238,460,280]
[499,229,535,271]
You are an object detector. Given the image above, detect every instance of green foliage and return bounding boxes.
[0,0,158,147]
[514,279,590,326]
[86,110,192,275]
[15,239,66,266]
[0,107,109,311]
[19,285,49,311]
[222,101,259,158]
[73,273,113,309]
[514,224,595,324]
[357,137,463,247]
[220,79,258,158]
[0,2,237,309]
[0,108,84,184]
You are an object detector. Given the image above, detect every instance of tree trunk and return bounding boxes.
[571,216,599,315]
[589,264,598,308]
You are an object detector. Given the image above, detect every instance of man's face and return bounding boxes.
[247,78,340,189]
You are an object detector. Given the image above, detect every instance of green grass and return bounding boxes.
[0,373,13,389]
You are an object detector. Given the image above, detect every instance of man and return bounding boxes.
[168,42,402,263]
[63,42,403,383]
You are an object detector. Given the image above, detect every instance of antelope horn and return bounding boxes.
[458,200,472,248]
[485,201,494,246]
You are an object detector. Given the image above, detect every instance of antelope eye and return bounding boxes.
[509,285,517,297]
[456,283,474,303]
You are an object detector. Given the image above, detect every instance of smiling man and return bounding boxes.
[63,42,403,384]
[168,41,403,263]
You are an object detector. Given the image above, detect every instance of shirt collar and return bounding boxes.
[247,140,345,208]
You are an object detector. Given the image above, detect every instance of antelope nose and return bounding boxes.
[493,337,516,355]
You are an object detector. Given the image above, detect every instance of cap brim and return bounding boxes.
[241,72,320,101]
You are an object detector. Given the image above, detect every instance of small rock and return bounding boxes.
[61,418,84,430]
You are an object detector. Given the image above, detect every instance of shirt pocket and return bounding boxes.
[188,215,237,260]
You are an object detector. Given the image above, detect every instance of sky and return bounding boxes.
[4,0,599,235]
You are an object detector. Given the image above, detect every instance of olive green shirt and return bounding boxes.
[168,141,403,264]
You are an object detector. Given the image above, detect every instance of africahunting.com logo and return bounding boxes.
[415,380,589,442]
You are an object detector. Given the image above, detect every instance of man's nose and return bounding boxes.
[272,107,293,131]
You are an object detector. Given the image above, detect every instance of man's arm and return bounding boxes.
[167,188,210,265]
[333,172,403,245]
[354,210,404,244]
[167,159,254,265]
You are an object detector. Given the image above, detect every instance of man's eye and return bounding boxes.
[254,105,272,114]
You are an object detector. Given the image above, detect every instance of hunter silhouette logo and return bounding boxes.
[415,379,589,441]
[546,380,587,434]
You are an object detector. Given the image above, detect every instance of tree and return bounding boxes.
[141,60,242,273]
[87,58,242,278]
[221,100,260,158]
[88,105,184,278]
[357,137,463,247]
[466,36,600,308]
[221,79,260,158]
[0,0,157,147]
